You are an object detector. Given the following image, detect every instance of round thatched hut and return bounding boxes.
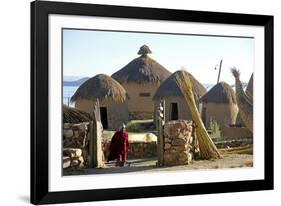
[153,70,206,122]
[200,81,239,128]
[111,45,171,119]
[71,74,129,130]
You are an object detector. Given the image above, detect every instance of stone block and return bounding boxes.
[164,120,193,138]
[171,138,186,146]
[63,148,82,157]
[164,143,171,150]
[63,157,71,169]
[63,129,73,138]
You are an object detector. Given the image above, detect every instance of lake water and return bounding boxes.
[63,86,79,107]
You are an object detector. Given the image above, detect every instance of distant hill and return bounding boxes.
[63,77,89,86]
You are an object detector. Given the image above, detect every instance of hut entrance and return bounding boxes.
[202,107,207,125]
[170,103,178,120]
[100,107,108,129]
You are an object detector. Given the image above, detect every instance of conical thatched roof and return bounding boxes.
[71,74,127,103]
[153,70,206,102]
[111,45,171,83]
[63,104,93,123]
[246,73,253,100]
[200,81,237,104]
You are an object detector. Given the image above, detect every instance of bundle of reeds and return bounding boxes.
[176,71,221,159]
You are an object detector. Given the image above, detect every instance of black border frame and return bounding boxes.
[31,1,274,204]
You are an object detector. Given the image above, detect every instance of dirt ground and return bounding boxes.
[64,153,253,176]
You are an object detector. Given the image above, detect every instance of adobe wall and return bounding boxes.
[154,96,200,123]
[202,102,239,128]
[122,82,159,119]
[221,125,252,139]
[75,99,129,130]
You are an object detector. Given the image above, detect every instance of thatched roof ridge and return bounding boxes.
[153,70,206,102]
[111,54,171,84]
[63,105,93,123]
[71,74,127,103]
[200,81,237,104]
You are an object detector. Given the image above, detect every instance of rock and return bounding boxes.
[187,152,193,164]
[173,145,188,152]
[78,123,88,132]
[71,159,80,167]
[63,156,71,169]
[78,156,84,168]
[164,120,193,138]
[164,137,171,143]
[164,152,175,162]
[164,143,171,150]
[63,123,72,129]
[63,148,82,157]
[171,138,186,146]
[73,130,79,138]
[63,129,73,138]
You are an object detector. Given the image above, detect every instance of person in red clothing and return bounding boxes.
[107,123,129,167]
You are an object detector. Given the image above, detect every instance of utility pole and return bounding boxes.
[217,59,223,84]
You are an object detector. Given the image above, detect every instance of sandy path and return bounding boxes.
[64,154,253,176]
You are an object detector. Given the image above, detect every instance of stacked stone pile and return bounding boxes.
[63,122,90,169]
[163,120,199,166]
[63,148,84,169]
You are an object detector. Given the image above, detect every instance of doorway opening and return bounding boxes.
[202,107,207,126]
[170,102,178,120]
[100,107,108,129]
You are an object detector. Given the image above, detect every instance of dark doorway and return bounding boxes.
[202,107,207,126]
[170,103,178,120]
[100,107,108,129]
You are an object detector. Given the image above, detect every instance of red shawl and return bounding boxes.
[107,131,129,162]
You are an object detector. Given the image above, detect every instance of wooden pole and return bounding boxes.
[217,59,223,84]
[157,100,165,166]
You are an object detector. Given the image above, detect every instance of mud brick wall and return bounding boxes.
[163,120,197,166]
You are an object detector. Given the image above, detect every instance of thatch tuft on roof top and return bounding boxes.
[153,70,206,102]
[137,44,152,56]
[200,81,237,104]
[63,104,93,123]
[111,45,171,84]
[71,74,127,103]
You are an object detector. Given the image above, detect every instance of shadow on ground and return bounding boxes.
[64,157,160,175]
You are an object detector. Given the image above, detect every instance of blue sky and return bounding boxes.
[63,29,254,84]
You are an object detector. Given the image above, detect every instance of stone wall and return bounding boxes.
[163,120,198,166]
[103,141,157,160]
[63,122,90,169]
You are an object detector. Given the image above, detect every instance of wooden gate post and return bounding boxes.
[89,99,104,168]
[157,100,165,166]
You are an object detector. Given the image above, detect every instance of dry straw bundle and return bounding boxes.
[175,71,221,159]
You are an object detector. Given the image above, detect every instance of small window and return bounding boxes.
[139,92,151,97]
